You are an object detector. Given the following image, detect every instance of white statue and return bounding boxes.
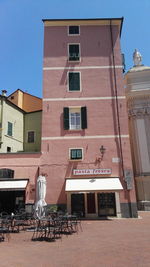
[133,49,142,66]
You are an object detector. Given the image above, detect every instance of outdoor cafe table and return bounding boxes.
[31,214,79,241]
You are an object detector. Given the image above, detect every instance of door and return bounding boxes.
[87,193,96,214]
[71,193,85,217]
[97,193,116,217]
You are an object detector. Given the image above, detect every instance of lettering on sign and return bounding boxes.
[73,169,112,176]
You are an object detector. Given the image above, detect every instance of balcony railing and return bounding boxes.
[69,53,80,61]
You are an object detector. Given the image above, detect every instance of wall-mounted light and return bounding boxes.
[100,145,106,157]
[96,145,106,163]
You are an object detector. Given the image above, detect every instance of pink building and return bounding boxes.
[41,18,137,218]
[0,18,137,218]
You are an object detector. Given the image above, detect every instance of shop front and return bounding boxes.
[0,179,29,213]
[65,178,123,218]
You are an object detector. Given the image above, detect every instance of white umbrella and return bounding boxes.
[35,175,47,219]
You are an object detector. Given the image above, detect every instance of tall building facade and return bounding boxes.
[41,18,137,218]
[125,50,150,210]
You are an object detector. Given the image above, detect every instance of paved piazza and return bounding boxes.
[0,211,150,267]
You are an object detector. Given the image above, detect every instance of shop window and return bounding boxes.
[69,26,80,35]
[68,44,80,61]
[70,148,83,160]
[63,106,87,130]
[68,72,80,91]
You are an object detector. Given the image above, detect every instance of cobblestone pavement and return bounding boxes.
[0,211,150,267]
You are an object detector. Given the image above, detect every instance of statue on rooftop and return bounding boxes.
[133,49,142,66]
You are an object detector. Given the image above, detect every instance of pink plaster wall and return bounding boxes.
[0,153,41,203]
[43,25,122,68]
[41,23,137,206]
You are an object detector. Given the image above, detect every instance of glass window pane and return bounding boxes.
[69,72,80,91]
[69,26,79,35]
[69,45,80,61]
[71,149,82,160]
[70,112,81,129]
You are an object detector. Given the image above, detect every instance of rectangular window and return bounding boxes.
[7,147,11,153]
[70,149,83,160]
[69,108,81,130]
[69,44,80,61]
[63,106,87,130]
[69,26,79,35]
[68,72,80,91]
[7,122,13,136]
[27,131,35,143]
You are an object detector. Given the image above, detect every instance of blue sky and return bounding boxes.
[0,0,149,98]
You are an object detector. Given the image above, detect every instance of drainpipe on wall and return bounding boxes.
[109,20,125,178]
[110,21,134,218]
[0,90,7,147]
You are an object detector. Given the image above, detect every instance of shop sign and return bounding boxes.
[73,169,112,175]
[124,169,133,190]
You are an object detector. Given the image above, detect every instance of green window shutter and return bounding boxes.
[69,73,80,91]
[81,106,87,129]
[63,107,69,130]
[7,122,13,136]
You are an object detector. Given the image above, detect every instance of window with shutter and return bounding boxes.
[69,108,81,130]
[68,72,80,91]
[69,44,80,61]
[63,106,87,130]
[7,122,13,136]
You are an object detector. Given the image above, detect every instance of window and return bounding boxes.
[70,108,81,130]
[70,149,83,160]
[68,72,80,91]
[63,106,87,130]
[68,44,80,61]
[7,147,11,153]
[69,26,79,35]
[0,168,14,178]
[27,131,35,143]
[7,122,13,136]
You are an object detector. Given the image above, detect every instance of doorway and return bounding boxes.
[71,193,85,217]
[87,193,96,214]
[97,193,116,217]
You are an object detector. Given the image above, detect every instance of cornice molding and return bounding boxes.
[128,107,150,118]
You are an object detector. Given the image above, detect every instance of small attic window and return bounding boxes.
[10,96,14,100]
[69,26,80,35]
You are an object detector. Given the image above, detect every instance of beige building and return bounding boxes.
[0,91,24,153]
[125,50,150,210]
[24,110,42,152]
[0,90,42,153]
